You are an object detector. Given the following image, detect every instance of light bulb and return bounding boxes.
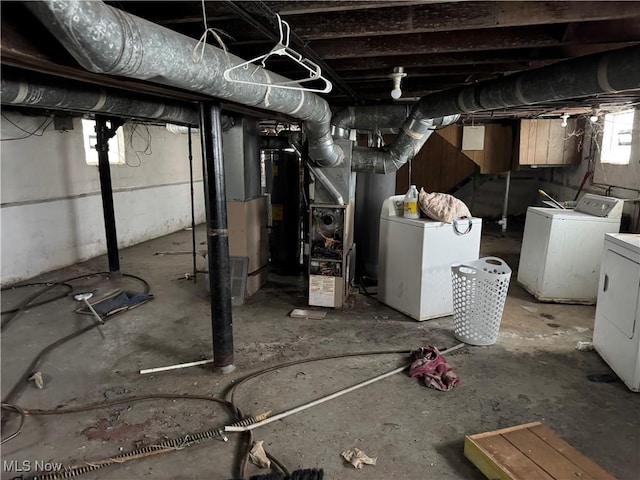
[590,114,598,123]
[560,113,569,128]
[561,119,567,127]
[389,66,407,100]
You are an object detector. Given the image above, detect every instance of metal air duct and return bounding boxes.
[1,71,199,125]
[25,1,640,174]
[381,45,640,173]
[25,0,343,168]
[331,105,413,139]
[351,114,461,174]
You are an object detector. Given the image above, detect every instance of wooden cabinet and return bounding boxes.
[518,118,582,166]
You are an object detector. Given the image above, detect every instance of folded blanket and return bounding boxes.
[408,346,460,391]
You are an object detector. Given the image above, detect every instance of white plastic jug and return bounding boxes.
[404,185,419,219]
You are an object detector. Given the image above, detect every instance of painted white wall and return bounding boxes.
[1,114,205,284]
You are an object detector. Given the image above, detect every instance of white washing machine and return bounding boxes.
[593,234,640,392]
[517,194,623,304]
[378,195,482,321]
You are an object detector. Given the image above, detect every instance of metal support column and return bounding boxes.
[499,170,512,233]
[199,102,234,372]
[188,127,197,283]
[95,115,124,273]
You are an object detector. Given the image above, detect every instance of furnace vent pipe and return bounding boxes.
[25,0,343,168]
[331,105,412,138]
[1,72,200,125]
[351,114,460,174]
[307,164,345,206]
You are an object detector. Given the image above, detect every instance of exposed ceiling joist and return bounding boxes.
[3,1,639,116]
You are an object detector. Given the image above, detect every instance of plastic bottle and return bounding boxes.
[404,185,419,219]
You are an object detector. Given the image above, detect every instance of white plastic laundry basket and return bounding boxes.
[451,257,512,346]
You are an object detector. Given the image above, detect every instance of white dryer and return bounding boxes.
[593,233,640,392]
[517,194,623,304]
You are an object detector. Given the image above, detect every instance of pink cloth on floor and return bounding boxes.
[408,346,460,391]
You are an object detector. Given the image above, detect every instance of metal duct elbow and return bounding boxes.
[351,114,460,174]
[306,119,344,167]
[331,105,413,138]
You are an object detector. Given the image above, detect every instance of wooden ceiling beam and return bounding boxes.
[263,1,446,15]
[282,1,640,40]
[336,63,556,80]
[306,23,640,59]
[149,1,446,25]
[324,43,639,71]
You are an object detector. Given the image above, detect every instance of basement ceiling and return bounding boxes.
[2,1,640,119]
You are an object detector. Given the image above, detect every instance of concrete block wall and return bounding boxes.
[1,114,205,284]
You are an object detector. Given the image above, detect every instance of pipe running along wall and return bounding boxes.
[1,71,200,126]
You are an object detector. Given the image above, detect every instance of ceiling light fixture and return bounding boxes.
[389,66,407,100]
[560,113,569,128]
[589,108,599,123]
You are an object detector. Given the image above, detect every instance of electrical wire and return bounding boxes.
[13,394,235,417]
[3,274,465,479]
[225,348,417,478]
[1,272,150,408]
[1,283,72,329]
[127,123,153,167]
[0,403,25,445]
[1,113,54,141]
[1,283,73,315]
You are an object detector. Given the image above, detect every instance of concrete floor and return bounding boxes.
[2,224,639,480]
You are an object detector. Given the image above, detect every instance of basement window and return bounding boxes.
[600,109,634,165]
[82,119,125,165]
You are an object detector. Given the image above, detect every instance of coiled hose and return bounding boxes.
[1,272,150,407]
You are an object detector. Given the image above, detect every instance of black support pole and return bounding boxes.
[188,127,197,283]
[95,115,120,273]
[199,102,234,371]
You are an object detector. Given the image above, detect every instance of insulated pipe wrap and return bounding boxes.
[1,73,200,125]
[412,46,640,118]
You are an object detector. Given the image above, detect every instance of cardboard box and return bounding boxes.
[246,268,268,298]
[227,196,269,275]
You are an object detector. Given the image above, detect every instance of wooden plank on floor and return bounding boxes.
[503,428,596,479]
[468,421,543,440]
[529,424,616,480]
[464,435,514,480]
[469,433,555,480]
[465,422,616,480]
